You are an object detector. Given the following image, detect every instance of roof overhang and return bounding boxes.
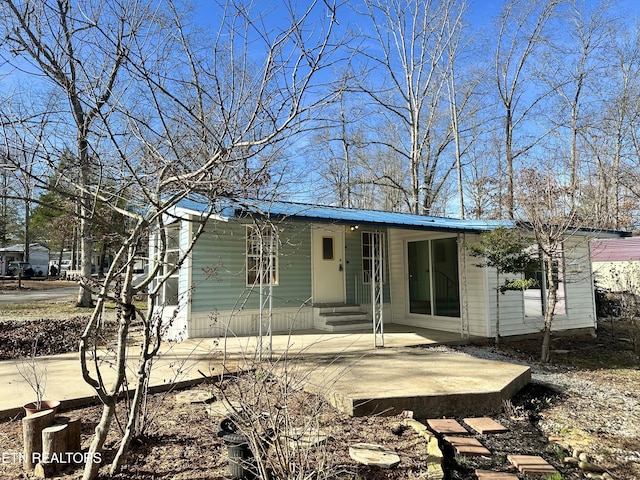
[174,196,630,237]
[178,197,513,234]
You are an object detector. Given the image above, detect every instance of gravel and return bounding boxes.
[424,341,640,479]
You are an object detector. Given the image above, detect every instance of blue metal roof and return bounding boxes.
[177,196,514,233]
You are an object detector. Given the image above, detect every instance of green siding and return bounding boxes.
[344,227,391,304]
[344,228,360,303]
[190,219,312,313]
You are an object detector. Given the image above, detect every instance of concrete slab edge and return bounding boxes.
[336,365,532,418]
[500,366,532,400]
[0,375,219,421]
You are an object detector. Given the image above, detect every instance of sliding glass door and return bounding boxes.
[408,238,460,317]
[408,240,431,314]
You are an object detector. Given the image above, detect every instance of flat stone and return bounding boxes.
[443,436,491,457]
[349,443,401,468]
[464,417,509,434]
[175,389,215,404]
[286,426,331,449]
[507,455,557,474]
[427,418,469,435]
[475,469,519,479]
[204,400,241,417]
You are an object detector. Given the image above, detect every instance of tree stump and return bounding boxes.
[41,423,68,473]
[33,461,57,479]
[22,409,55,471]
[54,416,82,455]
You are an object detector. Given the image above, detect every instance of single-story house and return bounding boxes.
[0,243,50,276]
[151,198,626,342]
[591,237,640,294]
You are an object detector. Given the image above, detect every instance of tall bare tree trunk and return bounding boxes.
[82,400,116,480]
[505,110,514,219]
[540,254,558,363]
[109,300,146,474]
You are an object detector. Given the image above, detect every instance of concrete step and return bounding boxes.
[315,303,364,314]
[313,304,371,332]
[317,318,372,332]
[324,316,369,325]
[322,312,369,322]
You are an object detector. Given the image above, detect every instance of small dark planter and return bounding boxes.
[218,416,255,480]
[221,432,255,479]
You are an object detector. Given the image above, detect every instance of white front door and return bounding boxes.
[312,224,345,304]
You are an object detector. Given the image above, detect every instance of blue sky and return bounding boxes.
[192,0,640,31]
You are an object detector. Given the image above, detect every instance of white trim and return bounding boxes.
[170,205,229,222]
[483,255,492,338]
[183,219,193,338]
[404,236,461,319]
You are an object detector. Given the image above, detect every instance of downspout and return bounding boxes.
[458,233,469,339]
[484,258,492,338]
[587,240,597,331]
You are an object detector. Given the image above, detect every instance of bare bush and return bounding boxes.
[212,345,355,480]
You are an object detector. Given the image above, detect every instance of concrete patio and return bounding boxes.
[0,325,530,420]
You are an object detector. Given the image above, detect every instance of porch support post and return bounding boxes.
[372,230,384,347]
[257,224,274,361]
[258,228,264,360]
[267,230,273,357]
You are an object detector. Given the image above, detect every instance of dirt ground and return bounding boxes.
[0,316,638,479]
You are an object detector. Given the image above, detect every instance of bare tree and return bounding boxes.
[312,71,369,208]
[0,0,145,306]
[464,127,503,220]
[84,1,344,478]
[0,96,57,269]
[443,2,485,219]
[494,0,561,218]
[356,0,468,214]
[542,0,613,209]
[1,0,346,478]
[515,165,583,362]
[585,20,640,230]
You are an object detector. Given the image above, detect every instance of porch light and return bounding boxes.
[350,225,359,231]
[568,259,582,274]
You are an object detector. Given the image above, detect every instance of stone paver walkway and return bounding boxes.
[507,454,558,475]
[426,416,552,478]
[426,418,469,435]
[464,417,510,434]
[443,436,491,457]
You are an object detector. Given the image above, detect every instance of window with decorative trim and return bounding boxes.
[246,225,278,286]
